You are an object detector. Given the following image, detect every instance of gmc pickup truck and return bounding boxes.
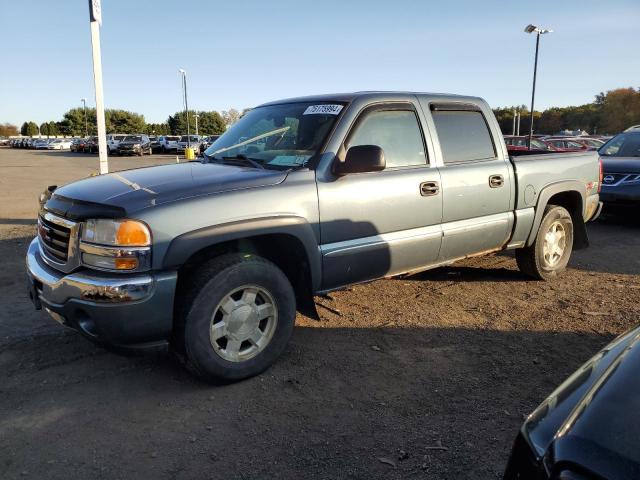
[26,92,602,382]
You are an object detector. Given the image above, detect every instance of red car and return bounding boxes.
[541,137,591,152]
[503,135,557,153]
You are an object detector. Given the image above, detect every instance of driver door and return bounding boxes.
[317,103,443,291]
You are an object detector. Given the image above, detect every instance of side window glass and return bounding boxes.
[431,110,495,164]
[346,110,426,168]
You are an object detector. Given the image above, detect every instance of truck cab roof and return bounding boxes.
[259,91,485,108]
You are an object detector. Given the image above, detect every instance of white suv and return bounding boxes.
[106,134,127,154]
[158,135,180,152]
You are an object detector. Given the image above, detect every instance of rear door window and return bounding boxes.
[431,110,495,164]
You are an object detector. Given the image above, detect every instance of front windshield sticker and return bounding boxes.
[268,155,309,166]
[303,104,343,115]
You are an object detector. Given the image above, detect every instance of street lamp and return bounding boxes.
[81,98,88,137]
[178,68,190,150]
[524,24,552,150]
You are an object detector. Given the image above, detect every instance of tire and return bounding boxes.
[178,253,296,383]
[516,205,574,280]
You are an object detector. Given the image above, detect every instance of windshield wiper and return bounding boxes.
[207,154,266,169]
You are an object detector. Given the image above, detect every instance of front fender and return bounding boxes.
[162,215,322,292]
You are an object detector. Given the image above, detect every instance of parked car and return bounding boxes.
[158,135,180,152]
[47,139,73,150]
[504,325,640,479]
[33,139,51,150]
[573,137,605,149]
[598,129,640,206]
[116,134,152,156]
[543,138,590,152]
[83,136,99,153]
[106,134,127,154]
[70,138,85,152]
[149,136,162,153]
[176,135,202,153]
[26,92,602,382]
[504,135,556,154]
[200,135,220,153]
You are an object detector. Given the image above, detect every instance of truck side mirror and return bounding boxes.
[334,145,385,176]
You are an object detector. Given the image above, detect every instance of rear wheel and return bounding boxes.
[178,253,296,383]
[516,205,574,280]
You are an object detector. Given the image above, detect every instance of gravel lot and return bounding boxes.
[1,148,639,479]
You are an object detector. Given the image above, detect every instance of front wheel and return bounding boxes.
[178,253,296,383]
[516,205,574,280]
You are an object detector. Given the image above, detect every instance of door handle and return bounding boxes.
[489,175,504,188]
[420,181,439,196]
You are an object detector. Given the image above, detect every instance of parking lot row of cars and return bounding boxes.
[4,134,221,155]
[503,134,611,153]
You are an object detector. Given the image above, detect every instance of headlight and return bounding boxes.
[82,219,151,246]
[80,219,151,271]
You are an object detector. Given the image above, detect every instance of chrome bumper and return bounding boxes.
[26,238,177,349]
[27,237,155,304]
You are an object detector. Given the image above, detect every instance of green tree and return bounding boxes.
[106,109,146,133]
[58,107,96,136]
[144,123,170,135]
[21,121,39,136]
[168,110,226,136]
[40,121,59,137]
[57,107,147,136]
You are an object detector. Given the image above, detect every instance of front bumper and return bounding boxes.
[117,146,142,155]
[26,238,177,351]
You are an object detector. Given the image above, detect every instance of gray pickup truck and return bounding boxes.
[26,92,602,382]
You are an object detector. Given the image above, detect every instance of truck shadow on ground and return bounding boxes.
[0,325,614,480]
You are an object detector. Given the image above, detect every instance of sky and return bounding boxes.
[1,0,638,126]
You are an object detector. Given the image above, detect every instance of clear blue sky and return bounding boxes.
[1,0,638,126]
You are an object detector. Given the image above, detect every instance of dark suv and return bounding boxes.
[116,134,152,156]
[599,129,640,206]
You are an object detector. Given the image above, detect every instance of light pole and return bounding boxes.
[81,98,88,137]
[524,24,552,150]
[178,68,190,151]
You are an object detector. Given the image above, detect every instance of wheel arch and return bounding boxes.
[164,216,321,318]
[526,181,588,249]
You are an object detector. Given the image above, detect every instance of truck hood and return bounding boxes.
[48,162,288,218]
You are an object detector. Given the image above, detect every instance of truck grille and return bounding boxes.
[38,215,71,261]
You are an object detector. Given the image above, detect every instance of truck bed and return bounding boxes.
[510,151,600,211]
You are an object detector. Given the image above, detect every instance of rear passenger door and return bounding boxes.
[423,103,513,261]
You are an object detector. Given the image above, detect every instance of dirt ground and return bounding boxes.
[1,148,639,480]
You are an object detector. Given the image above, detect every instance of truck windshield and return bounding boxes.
[204,102,344,169]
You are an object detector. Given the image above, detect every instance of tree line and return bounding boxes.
[5,87,640,138]
[494,87,640,135]
[13,108,248,138]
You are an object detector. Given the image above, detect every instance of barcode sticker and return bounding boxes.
[303,104,343,115]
